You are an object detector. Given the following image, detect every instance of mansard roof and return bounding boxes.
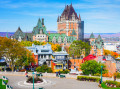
[61,4,79,20]
[24,33,33,41]
[48,33,76,43]
[13,27,25,40]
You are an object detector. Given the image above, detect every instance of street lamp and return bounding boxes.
[101,66,103,83]
[32,72,35,89]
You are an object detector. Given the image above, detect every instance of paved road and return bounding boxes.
[0,75,101,89]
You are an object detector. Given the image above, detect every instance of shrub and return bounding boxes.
[77,76,100,82]
[93,73,101,76]
[36,65,53,73]
[114,72,120,79]
[26,76,43,83]
[61,69,70,74]
[104,80,120,88]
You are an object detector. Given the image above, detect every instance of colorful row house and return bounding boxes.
[26,43,69,72]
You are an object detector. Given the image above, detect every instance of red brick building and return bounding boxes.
[57,4,84,40]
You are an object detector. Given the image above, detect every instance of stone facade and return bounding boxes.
[57,4,84,40]
[89,33,104,56]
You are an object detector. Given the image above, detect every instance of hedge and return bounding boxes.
[104,80,120,88]
[77,76,100,82]
[61,69,70,74]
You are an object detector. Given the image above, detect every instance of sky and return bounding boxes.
[0,0,120,33]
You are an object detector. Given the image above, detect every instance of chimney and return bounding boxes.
[42,18,44,25]
[79,14,81,21]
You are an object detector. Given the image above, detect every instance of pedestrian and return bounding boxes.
[59,71,61,76]
[98,80,101,87]
[25,71,28,77]
[114,75,116,81]
[56,72,58,77]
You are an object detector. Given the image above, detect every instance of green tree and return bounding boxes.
[33,41,41,45]
[80,60,107,75]
[20,41,33,46]
[36,65,53,73]
[69,40,90,58]
[15,49,34,69]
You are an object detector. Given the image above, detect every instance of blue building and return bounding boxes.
[26,44,69,71]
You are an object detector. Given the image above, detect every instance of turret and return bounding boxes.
[42,18,44,25]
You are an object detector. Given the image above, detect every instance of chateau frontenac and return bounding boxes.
[57,4,84,41]
[11,4,84,46]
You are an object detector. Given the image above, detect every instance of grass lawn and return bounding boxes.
[101,82,120,89]
[0,79,6,89]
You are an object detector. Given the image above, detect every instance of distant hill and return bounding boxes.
[0,32,120,38]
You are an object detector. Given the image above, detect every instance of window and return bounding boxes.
[56,65,62,69]
[41,55,43,58]
[44,55,46,58]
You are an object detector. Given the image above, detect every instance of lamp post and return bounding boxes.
[101,66,103,83]
[32,72,35,89]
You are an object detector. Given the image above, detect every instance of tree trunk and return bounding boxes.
[12,65,14,72]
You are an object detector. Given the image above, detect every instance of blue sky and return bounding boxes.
[0,0,120,33]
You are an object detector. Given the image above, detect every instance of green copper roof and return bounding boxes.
[97,35,102,40]
[90,33,95,38]
[13,27,25,40]
[95,35,104,49]
[6,32,9,38]
[48,33,76,43]
[71,29,77,35]
[32,18,47,35]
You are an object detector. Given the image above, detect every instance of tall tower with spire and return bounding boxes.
[57,4,84,40]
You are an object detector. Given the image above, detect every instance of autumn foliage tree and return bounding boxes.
[0,37,34,71]
[104,49,119,58]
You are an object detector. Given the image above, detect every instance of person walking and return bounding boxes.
[58,71,61,76]
[25,71,28,77]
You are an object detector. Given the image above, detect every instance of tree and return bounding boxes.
[0,37,32,71]
[104,49,119,58]
[20,41,33,46]
[80,60,107,75]
[69,40,90,58]
[15,49,34,69]
[36,65,53,73]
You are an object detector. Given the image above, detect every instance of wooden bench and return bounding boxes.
[59,75,66,78]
